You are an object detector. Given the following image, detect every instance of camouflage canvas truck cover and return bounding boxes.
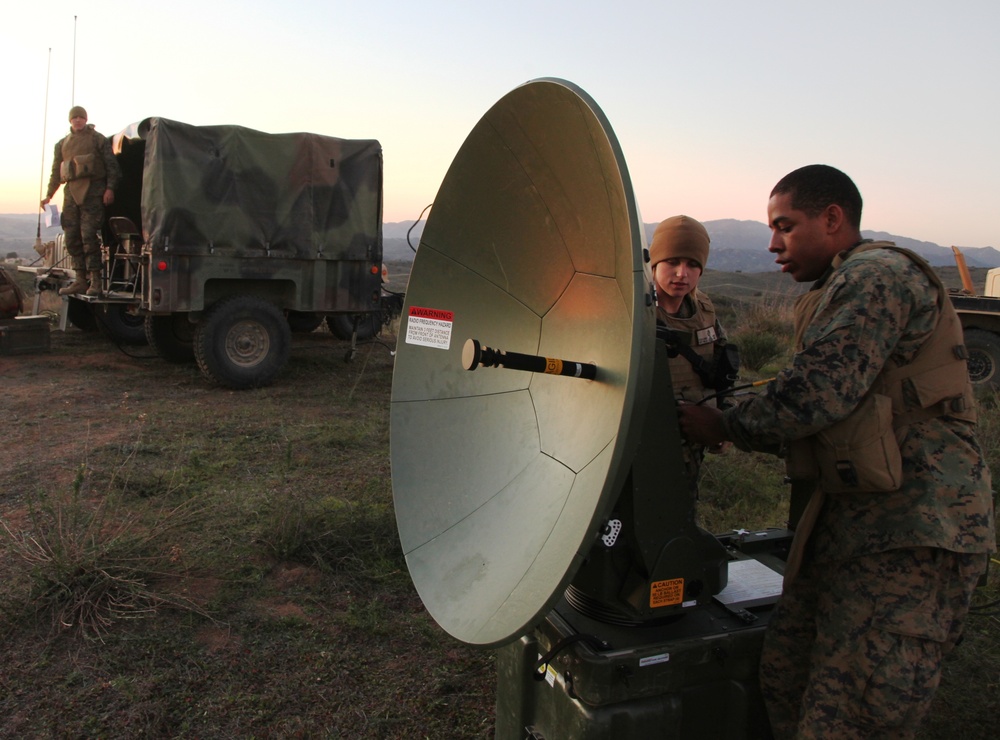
[105,117,383,388]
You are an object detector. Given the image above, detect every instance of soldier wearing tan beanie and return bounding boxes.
[652,214,736,483]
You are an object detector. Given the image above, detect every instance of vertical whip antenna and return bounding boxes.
[72,15,77,105]
[35,47,52,249]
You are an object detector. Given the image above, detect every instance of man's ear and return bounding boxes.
[823,203,846,234]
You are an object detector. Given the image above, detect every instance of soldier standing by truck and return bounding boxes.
[40,106,121,297]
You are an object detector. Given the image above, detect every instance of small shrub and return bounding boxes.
[0,466,203,639]
[260,493,404,588]
[732,331,786,373]
[731,293,796,339]
[709,293,740,330]
[724,293,795,374]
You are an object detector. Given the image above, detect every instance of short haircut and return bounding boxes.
[770,164,863,230]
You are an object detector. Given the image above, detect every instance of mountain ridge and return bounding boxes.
[383,217,999,271]
[4,214,995,273]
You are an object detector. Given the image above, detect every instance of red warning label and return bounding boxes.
[649,578,685,608]
[405,306,454,350]
[408,306,454,322]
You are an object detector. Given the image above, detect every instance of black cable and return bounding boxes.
[405,204,433,253]
[86,304,160,361]
[533,633,610,681]
[697,378,774,406]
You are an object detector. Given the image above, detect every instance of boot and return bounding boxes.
[60,256,88,296]
[86,271,102,297]
[59,274,89,296]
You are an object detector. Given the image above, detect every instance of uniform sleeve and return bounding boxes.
[722,253,937,452]
[46,140,63,199]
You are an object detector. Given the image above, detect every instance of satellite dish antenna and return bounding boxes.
[390,78,726,648]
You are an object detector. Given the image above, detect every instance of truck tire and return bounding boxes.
[194,295,292,389]
[145,313,195,363]
[964,328,1000,386]
[98,303,148,345]
[287,310,324,333]
[326,312,380,341]
[67,299,98,332]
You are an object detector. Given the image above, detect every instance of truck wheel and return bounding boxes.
[964,328,1000,386]
[145,314,195,363]
[286,310,324,333]
[194,295,292,389]
[326,312,380,341]
[98,303,148,345]
[67,299,98,332]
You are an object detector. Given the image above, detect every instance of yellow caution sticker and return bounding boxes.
[649,578,685,608]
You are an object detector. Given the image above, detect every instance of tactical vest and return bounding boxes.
[59,127,106,206]
[781,241,977,584]
[787,241,976,491]
[60,127,106,182]
[657,290,720,402]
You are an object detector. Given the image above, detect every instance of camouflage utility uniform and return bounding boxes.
[45,124,121,274]
[722,241,996,738]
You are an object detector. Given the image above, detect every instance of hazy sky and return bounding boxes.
[2,0,997,247]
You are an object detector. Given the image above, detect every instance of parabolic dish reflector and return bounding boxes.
[390,78,653,646]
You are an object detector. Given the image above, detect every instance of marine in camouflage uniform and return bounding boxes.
[678,165,995,739]
[41,106,121,296]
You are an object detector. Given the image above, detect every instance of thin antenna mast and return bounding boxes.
[35,47,52,250]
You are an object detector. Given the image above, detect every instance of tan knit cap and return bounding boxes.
[649,215,710,269]
[68,106,88,121]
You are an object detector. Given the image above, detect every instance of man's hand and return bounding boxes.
[40,197,50,208]
[677,403,729,447]
[102,189,115,207]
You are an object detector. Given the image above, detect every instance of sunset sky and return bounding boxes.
[2,0,997,247]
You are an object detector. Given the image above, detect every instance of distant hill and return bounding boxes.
[4,214,995,273]
[388,218,999,272]
[645,219,1000,272]
[859,231,1000,269]
[0,214,62,259]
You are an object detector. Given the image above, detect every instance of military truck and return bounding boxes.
[949,246,1000,387]
[67,117,386,389]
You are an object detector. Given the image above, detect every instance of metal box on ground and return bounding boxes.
[496,539,789,740]
[0,316,51,356]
